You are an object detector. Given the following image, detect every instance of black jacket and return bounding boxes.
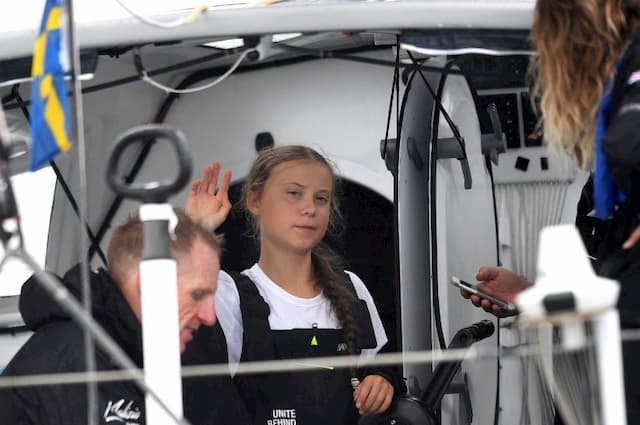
[573,30,640,423]
[589,30,640,329]
[603,30,640,209]
[0,264,250,425]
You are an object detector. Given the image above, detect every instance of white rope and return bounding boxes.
[137,49,252,94]
[1,333,627,391]
[112,1,209,29]
[113,0,283,29]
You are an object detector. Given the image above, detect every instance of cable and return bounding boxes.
[134,48,252,94]
[469,74,504,425]
[113,1,208,29]
[406,51,466,155]
[462,62,505,425]
[486,158,503,425]
[1,49,236,110]
[430,58,461,351]
[381,40,399,161]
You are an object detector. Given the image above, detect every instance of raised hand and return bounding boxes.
[185,162,232,232]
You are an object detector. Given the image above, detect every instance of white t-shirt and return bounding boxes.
[215,264,388,375]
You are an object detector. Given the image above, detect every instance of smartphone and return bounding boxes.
[451,276,517,311]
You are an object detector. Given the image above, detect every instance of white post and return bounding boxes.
[139,204,183,424]
[140,259,183,424]
[594,310,627,425]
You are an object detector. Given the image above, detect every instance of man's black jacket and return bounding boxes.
[0,264,249,425]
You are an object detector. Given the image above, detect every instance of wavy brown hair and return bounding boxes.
[530,0,640,168]
[241,145,358,355]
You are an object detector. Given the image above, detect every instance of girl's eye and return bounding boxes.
[287,191,300,197]
[316,196,329,204]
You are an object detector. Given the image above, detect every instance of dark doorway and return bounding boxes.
[217,179,398,352]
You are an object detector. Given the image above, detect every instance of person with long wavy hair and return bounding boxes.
[462,1,640,421]
[531,0,640,169]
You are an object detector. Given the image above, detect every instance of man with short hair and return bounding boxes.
[0,209,248,425]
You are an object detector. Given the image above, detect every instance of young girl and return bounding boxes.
[186,147,402,425]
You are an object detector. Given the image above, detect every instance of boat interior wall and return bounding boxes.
[45,52,400,273]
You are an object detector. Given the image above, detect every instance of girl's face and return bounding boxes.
[247,159,333,255]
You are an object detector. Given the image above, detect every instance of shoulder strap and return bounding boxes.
[342,272,358,298]
[230,272,275,362]
[343,272,377,350]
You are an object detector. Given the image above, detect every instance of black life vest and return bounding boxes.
[232,273,378,425]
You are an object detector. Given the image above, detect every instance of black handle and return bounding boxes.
[106,124,192,203]
[421,320,494,409]
[459,154,472,190]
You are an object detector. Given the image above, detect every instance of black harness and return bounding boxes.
[232,273,378,425]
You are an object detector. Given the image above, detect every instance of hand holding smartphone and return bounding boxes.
[451,276,517,311]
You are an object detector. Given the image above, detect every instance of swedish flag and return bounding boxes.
[30,0,71,171]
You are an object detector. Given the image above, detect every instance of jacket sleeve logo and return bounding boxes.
[104,399,142,424]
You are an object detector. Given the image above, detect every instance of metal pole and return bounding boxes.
[62,1,95,423]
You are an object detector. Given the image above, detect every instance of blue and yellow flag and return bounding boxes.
[30,0,72,170]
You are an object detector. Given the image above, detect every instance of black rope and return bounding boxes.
[460,65,504,425]
[396,39,400,147]
[406,51,466,154]
[483,110,502,425]
[11,87,108,267]
[382,39,400,156]
[429,58,462,351]
[276,43,466,76]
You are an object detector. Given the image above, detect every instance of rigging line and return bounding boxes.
[135,48,252,94]
[275,43,467,76]
[395,38,400,145]
[486,147,503,425]
[405,51,465,150]
[113,0,208,29]
[428,57,462,351]
[64,0,98,423]
[12,88,108,267]
[381,40,399,158]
